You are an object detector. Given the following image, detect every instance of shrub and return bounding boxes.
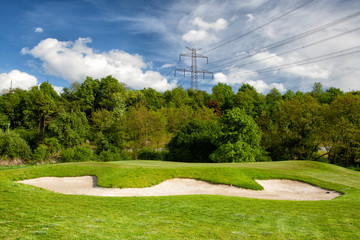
[60,146,94,162]
[137,148,163,160]
[13,129,41,151]
[166,120,220,162]
[0,131,31,160]
[30,144,49,164]
[59,148,75,162]
[45,138,61,153]
[73,145,94,162]
[97,150,130,162]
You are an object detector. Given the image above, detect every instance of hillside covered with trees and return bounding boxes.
[0,76,359,167]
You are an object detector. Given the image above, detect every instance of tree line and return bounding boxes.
[0,76,359,167]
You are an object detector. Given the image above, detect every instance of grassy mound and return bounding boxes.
[1,160,359,239]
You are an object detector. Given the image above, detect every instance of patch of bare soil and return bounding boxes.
[18,176,341,201]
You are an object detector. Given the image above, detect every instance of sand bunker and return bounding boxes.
[18,176,341,200]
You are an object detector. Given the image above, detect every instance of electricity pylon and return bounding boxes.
[175,47,213,90]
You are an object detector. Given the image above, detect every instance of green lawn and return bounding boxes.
[0,160,359,239]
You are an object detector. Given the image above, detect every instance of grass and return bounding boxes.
[0,160,359,239]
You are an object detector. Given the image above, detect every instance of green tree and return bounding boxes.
[0,131,31,160]
[97,75,127,110]
[161,106,194,134]
[321,93,360,166]
[27,85,57,137]
[75,77,100,116]
[186,89,210,109]
[91,109,125,154]
[125,106,167,158]
[310,82,324,101]
[49,112,89,147]
[164,87,192,108]
[210,108,264,162]
[211,83,234,111]
[167,119,220,162]
[264,95,321,161]
[323,87,344,104]
[234,83,266,120]
[0,89,27,129]
[140,88,164,110]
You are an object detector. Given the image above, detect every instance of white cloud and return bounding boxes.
[52,86,64,95]
[193,17,227,32]
[22,38,177,91]
[213,67,257,85]
[246,14,255,22]
[245,80,286,93]
[182,29,218,43]
[182,17,228,43]
[34,27,44,33]
[251,51,331,79]
[0,70,38,91]
[212,67,285,93]
[160,63,174,69]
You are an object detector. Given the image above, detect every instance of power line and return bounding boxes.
[226,0,274,28]
[210,26,360,71]
[228,45,360,78]
[207,9,360,68]
[201,0,314,54]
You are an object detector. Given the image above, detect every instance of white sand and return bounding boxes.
[17,176,341,201]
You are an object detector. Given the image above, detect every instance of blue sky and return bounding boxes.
[1,0,360,94]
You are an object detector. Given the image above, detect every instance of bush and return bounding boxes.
[0,131,31,160]
[30,144,49,164]
[45,138,61,153]
[137,148,163,160]
[60,145,94,162]
[97,150,130,162]
[166,120,220,162]
[59,148,75,162]
[73,145,94,162]
[13,129,41,151]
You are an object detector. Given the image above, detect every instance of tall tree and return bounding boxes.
[264,95,321,160]
[210,108,264,163]
[49,111,89,147]
[140,88,164,110]
[91,109,125,154]
[27,85,57,137]
[211,83,234,111]
[234,83,266,120]
[321,93,360,166]
[125,106,167,157]
[97,75,127,110]
[75,77,100,116]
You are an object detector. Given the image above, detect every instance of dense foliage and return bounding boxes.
[210,108,265,163]
[0,76,359,166]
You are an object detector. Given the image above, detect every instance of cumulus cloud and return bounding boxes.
[21,38,176,91]
[34,27,44,33]
[182,17,228,43]
[213,68,285,93]
[0,70,38,91]
[52,86,64,95]
[160,63,175,69]
[182,29,219,43]
[245,80,286,93]
[251,51,331,79]
[193,17,227,31]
